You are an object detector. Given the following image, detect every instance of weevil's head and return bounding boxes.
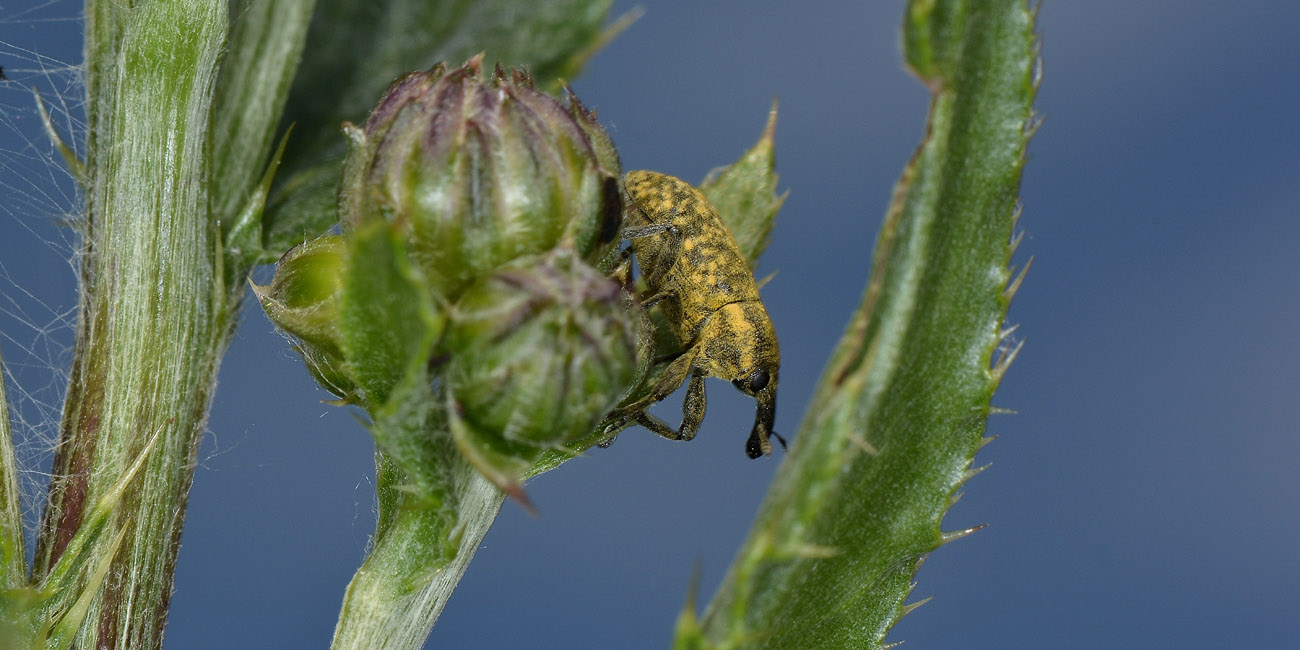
[698,302,781,458]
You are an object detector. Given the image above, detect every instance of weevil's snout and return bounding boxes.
[743,377,779,459]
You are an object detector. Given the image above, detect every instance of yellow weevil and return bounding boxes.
[607,170,783,458]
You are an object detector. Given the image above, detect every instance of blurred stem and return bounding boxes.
[28,2,230,648]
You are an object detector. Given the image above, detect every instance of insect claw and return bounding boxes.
[772,431,788,450]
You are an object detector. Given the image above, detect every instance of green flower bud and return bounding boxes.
[339,56,624,300]
[253,235,360,402]
[444,250,639,451]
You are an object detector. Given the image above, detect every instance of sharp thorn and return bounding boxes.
[785,542,841,559]
[683,560,702,611]
[34,88,86,185]
[962,463,992,483]
[939,524,987,545]
[899,596,934,618]
[1025,112,1046,137]
[1004,256,1033,301]
[998,323,1021,343]
[1009,228,1026,255]
[503,481,538,517]
[845,431,878,456]
[992,339,1025,382]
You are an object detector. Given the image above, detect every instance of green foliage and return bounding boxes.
[686,2,1038,648]
[445,251,640,489]
[211,0,316,266]
[339,222,453,501]
[262,0,618,260]
[339,223,444,410]
[0,348,25,650]
[698,104,787,272]
[331,109,786,650]
[1,0,1039,647]
[306,8,630,648]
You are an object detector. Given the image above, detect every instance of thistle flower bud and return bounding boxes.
[253,235,359,402]
[444,250,639,453]
[339,56,623,300]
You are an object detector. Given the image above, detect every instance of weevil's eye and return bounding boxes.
[732,369,770,395]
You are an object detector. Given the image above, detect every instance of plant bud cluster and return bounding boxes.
[258,57,639,494]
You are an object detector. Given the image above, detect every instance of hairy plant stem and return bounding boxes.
[332,452,504,650]
[0,346,21,590]
[30,2,230,648]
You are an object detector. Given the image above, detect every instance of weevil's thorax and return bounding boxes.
[696,302,779,389]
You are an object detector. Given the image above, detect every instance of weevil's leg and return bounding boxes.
[625,369,706,442]
[622,222,684,280]
[621,223,675,239]
[615,367,708,445]
[676,370,707,442]
[651,343,688,366]
[605,343,697,423]
[600,346,693,446]
[639,289,675,309]
[631,412,686,441]
[597,415,636,448]
[610,247,635,288]
[605,364,707,444]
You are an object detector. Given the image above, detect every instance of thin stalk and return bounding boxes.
[332,453,504,650]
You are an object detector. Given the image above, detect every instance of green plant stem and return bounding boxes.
[29,2,229,648]
[332,453,504,650]
[0,347,21,590]
[688,2,1037,648]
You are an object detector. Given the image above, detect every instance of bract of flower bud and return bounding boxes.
[564,85,621,181]
[444,250,639,450]
[339,56,624,301]
[294,340,358,404]
[253,235,360,402]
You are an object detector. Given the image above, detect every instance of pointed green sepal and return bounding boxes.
[698,103,787,269]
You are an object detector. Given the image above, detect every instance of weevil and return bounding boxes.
[607,170,783,458]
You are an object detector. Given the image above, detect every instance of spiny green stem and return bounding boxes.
[690,2,1038,648]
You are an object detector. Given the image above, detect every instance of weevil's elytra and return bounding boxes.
[609,170,782,458]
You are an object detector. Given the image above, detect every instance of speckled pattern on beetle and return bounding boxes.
[606,170,783,458]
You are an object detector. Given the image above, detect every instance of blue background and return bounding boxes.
[3,1,1299,648]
